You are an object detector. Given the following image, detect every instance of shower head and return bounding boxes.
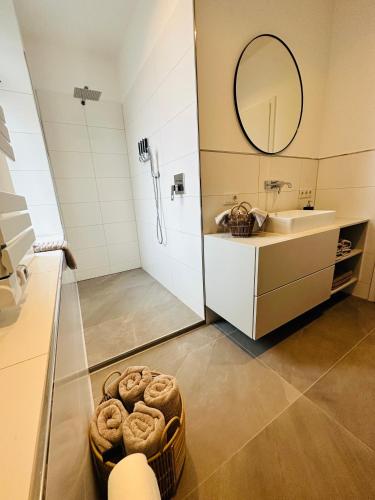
[74,86,102,106]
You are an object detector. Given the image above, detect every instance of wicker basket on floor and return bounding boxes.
[229,202,255,237]
[90,371,186,500]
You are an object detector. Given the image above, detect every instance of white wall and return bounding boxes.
[23,42,140,281]
[24,39,121,102]
[196,0,334,159]
[196,0,332,233]
[315,0,375,299]
[0,0,63,239]
[118,0,204,317]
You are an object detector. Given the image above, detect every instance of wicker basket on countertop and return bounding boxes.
[229,202,255,237]
[90,371,186,500]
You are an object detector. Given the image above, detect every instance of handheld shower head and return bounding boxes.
[73,86,102,106]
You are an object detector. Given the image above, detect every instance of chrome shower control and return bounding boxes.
[171,173,185,200]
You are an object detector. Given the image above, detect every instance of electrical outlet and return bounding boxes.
[299,189,312,200]
[223,194,239,206]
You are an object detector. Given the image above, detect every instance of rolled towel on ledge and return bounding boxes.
[90,399,129,453]
[106,366,152,411]
[33,240,77,269]
[144,374,181,423]
[123,402,165,458]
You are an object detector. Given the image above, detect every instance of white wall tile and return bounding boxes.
[84,101,124,129]
[100,200,135,223]
[44,122,90,152]
[49,151,94,178]
[56,178,98,203]
[300,159,318,188]
[74,246,109,270]
[0,90,41,133]
[258,190,300,212]
[107,242,141,273]
[157,46,196,125]
[92,153,129,178]
[104,221,138,244]
[88,127,126,154]
[317,151,375,189]
[259,156,302,193]
[8,132,49,171]
[97,177,133,201]
[66,225,106,250]
[61,202,102,228]
[160,103,198,165]
[201,151,259,196]
[36,88,140,280]
[37,90,85,125]
[11,170,57,205]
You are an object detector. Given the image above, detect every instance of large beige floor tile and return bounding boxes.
[186,396,375,500]
[227,295,375,391]
[306,330,375,451]
[79,268,201,367]
[92,326,300,498]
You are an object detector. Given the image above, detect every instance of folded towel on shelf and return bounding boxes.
[90,398,129,453]
[250,207,268,228]
[33,240,77,269]
[123,402,165,458]
[215,209,231,226]
[144,374,181,423]
[332,270,353,289]
[107,366,152,411]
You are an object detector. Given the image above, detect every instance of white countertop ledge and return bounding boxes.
[0,251,64,500]
[204,217,369,248]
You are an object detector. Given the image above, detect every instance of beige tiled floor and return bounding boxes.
[90,294,375,499]
[78,268,202,368]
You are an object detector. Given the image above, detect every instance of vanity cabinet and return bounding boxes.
[204,223,364,340]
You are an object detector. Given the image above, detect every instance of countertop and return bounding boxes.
[0,251,63,500]
[204,217,369,248]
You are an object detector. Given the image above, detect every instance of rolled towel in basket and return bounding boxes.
[90,398,129,453]
[123,402,165,458]
[119,366,153,411]
[144,374,181,423]
[106,366,152,410]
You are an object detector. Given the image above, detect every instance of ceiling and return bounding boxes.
[14,0,137,56]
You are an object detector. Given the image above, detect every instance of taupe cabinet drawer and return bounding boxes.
[256,228,339,295]
[253,266,335,339]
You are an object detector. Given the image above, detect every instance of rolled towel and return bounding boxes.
[118,366,153,411]
[106,366,152,411]
[90,398,128,453]
[123,402,165,458]
[144,374,181,423]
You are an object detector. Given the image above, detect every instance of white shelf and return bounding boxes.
[331,276,358,295]
[335,248,363,264]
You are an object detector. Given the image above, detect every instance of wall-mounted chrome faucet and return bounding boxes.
[264,180,293,194]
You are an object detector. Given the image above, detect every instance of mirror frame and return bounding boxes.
[234,34,304,155]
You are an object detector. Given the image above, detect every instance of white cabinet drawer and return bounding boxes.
[253,266,334,339]
[256,228,339,295]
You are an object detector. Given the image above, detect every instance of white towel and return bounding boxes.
[215,209,231,226]
[250,208,268,228]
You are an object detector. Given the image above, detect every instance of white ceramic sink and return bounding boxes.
[266,210,336,234]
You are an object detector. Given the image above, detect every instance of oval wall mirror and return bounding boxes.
[234,34,303,154]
